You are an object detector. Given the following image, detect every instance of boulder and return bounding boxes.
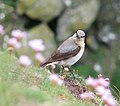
[57,0,100,41]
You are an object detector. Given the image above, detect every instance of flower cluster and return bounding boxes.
[80,74,116,106]
[7,29,26,50]
[80,92,94,100]
[28,39,45,65]
[48,71,64,86]
[7,38,21,49]
[2,27,46,67]
[11,29,26,41]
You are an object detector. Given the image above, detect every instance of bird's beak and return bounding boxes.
[81,36,85,38]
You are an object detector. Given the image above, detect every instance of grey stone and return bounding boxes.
[57,0,100,41]
[17,0,64,22]
[16,0,35,15]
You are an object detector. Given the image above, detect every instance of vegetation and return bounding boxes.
[0,51,95,106]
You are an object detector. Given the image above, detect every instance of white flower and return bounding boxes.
[95,86,105,96]
[85,77,97,88]
[35,53,45,62]
[80,92,94,100]
[11,29,26,40]
[18,55,32,67]
[49,74,63,86]
[0,25,5,35]
[7,38,21,49]
[28,39,45,52]
[102,94,116,106]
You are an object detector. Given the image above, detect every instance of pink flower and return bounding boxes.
[18,55,32,67]
[96,77,109,88]
[35,53,45,63]
[85,75,116,106]
[0,25,5,35]
[85,77,97,88]
[80,92,94,100]
[11,29,26,41]
[49,74,63,86]
[28,39,45,52]
[7,38,21,49]
[102,95,116,106]
[95,86,106,96]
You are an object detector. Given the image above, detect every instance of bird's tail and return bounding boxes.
[40,62,46,67]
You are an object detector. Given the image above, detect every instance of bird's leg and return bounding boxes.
[60,65,75,79]
[61,65,64,69]
[67,66,75,79]
[60,65,65,75]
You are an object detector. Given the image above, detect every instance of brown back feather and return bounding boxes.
[40,46,80,67]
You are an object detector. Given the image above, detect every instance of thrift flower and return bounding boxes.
[11,29,26,41]
[85,74,116,106]
[0,25,5,35]
[18,55,32,67]
[102,94,116,106]
[85,77,97,88]
[28,39,45,52]
[95,86,106,96]
[80,92,94,100]
[97,77,109,87]
[49,74,63,86]
[7,38,21,49]
[35,53,45,63]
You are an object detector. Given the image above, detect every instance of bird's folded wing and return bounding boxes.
[45,46,81,64]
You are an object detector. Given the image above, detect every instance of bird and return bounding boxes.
[40,30,85,67]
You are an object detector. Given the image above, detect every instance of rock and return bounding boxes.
[17,0,64,22]
[27,23,57,57]
[0,3,25,49]
[98,25,117,46]
[16,0,34,15]
[57,0,100,41]
[0,3,24,29]
[97,0,120,37]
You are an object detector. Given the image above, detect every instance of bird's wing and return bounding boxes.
[40,46,81,66]
[58,39,78,53]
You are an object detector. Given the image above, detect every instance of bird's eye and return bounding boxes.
[76,32,80,39]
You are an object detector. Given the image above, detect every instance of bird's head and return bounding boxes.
[73,30,85,41]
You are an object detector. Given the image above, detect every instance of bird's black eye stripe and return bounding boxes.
[76,32,80,39]
[81,36,85,38]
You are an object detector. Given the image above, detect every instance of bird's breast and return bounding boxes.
[60,46,85,66]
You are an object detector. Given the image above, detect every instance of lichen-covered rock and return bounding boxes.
[16,0,35,15]
[27,24,56,57]
[0,3,25,49]
[0,3,24,30]
[57,0,100,41]
[17,0,64,22]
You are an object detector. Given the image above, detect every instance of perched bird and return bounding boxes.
[40,30,85,67]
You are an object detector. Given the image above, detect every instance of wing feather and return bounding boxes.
[40,46,80,66]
